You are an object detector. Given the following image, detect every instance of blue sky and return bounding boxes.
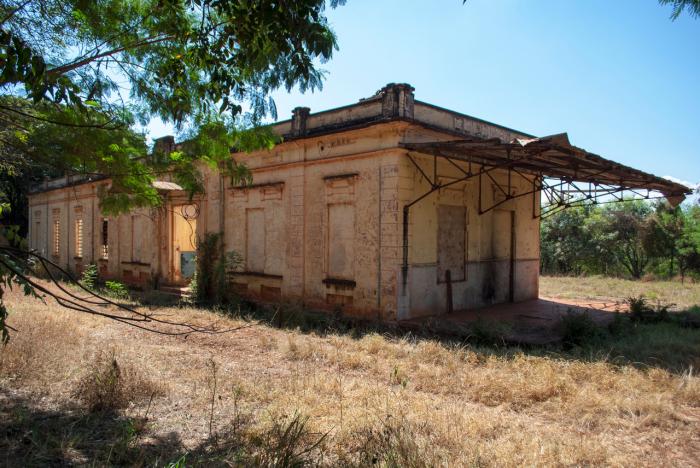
[150,0,700,189]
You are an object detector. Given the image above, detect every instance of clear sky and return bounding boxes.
[149,0,700,189]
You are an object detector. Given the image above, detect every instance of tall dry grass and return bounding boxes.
[1,281,699,466]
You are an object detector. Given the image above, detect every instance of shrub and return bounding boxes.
[627,295,674,323]
[104,280,129,300]
[79,264,99,290]
[73,350,164,413]
[192,232,243,305]
[560,310,604,347]
[627,295,650,322]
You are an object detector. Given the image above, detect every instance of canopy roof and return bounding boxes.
[152,180,183,191]
[401,133,691,207]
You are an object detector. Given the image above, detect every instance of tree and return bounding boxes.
[677,205,700,281]
[658,0,700,19]
[593,202,654,279]
[644,201,685,277]
[0,0,346,342]
[540,204,598,275]
[1,0,343,123]
[1,0,344,213]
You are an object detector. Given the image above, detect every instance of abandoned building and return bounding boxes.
[27,83,690,321]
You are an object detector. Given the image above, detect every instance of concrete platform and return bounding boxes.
[400,296,625,345]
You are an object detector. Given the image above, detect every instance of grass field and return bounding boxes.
[541,275,700,310]
[1,278,699,466]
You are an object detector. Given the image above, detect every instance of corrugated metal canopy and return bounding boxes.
[401,133,691,206]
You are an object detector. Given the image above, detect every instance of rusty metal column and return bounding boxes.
[401,205,409,295]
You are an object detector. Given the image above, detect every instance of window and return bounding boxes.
[73,206,83,258]
[264,205,284,276]
[52,209,60,257]
[131,215,145,262]
[74,218,83,258]
[327,203,355,280]
[437,205,466,283]
[101,218,109,259]
[246,208,265,273]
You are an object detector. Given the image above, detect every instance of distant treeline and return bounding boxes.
[540,199,700,280]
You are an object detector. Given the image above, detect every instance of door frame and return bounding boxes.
[169,202,199,285]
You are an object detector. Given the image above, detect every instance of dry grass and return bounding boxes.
[73,350,166,412]
[1,280,699,466]
[541,274,700,310]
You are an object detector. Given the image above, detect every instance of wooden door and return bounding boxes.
[172,205,197,283]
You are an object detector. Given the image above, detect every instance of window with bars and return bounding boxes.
[101,218,109,259]
[52,209,60,257]
[75,218,83,258]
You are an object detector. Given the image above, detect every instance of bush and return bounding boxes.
[104,280,129,300]
[627,295,650,322]
[627,295,674,323]
[79,264,99,290]
[73,351,164,413]
[191,232,243,305]
[560,310,604,347]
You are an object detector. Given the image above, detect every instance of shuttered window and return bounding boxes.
[52,209,60,257]
[74,218,83,258]
[327,203,355,280]
[101,218,109,259]
[246,208,265,273]
[437,205,466,283]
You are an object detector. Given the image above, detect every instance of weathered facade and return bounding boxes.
[27,84,688,321]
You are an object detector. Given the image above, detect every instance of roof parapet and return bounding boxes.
[291,106,311,137]
[380,83,415,119]
[153,135,175,155]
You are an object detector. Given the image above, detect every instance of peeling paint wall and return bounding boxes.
[397,147,540,319]
[27,84,542,321]
[28,180,175,288]
[214,125,407,320]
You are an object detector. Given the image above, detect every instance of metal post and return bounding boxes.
[445,269,453,314]
[401,205,409,295]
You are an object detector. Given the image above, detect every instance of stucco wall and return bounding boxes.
[210,124,407,320]
[396,125,540,319]
[398,164,540,319]
[28,182,166,286]
[27,118,541,320]
[28,181,101,276]
[27,84,544,320]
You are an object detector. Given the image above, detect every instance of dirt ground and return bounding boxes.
[1,279,699,466]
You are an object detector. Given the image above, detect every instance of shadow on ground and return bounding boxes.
[203,296,700,376]
[126,287,700,375]
[0,388,328,467]
[0,389,186,466]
